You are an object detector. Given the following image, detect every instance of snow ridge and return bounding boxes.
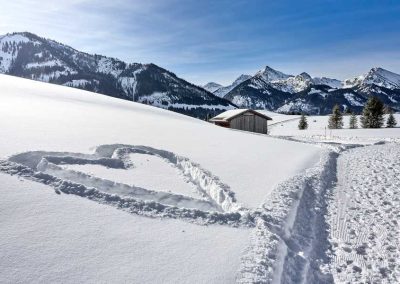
[344,67,400,89]
[212,74,252,98]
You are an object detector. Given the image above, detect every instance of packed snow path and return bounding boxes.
[238,139,400,284]
[238,150,337,283]
[328,143,400,283]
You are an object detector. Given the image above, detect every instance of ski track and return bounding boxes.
[237,137,400,284]
[328,143,400,283]
[237,150,337,283]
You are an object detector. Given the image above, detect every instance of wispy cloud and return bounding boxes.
[1,0,399,85]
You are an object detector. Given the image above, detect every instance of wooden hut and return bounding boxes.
[209,109,272,134]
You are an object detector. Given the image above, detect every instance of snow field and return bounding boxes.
[0,74,322,283]
[1,73,399,283]
[0,172,250,284]
[269,113,400,144]
[0,74,321,209]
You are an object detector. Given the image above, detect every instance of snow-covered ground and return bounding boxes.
[0,172,249,283]
[265,110,400,283]
[269,113,400,144]
[1,74,399,283]
[0,75,321,283]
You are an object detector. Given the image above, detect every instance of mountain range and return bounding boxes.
[206,66,400,114]
[1,32,399,117]
[0,32,235,119]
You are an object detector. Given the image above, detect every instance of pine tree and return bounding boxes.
[383,105,393,114]
[349,113,358,129]
[328,104,343,129]
[298,114,308,130]
[361,96,384,128]
[386,113,397,128]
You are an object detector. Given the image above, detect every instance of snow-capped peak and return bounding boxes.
[312,77,342,89]
[297,72,312,81]
[202,82,223,93]
[0,33,40,73]
[232,74,252,86]
[344,67,400,89]
[212,74,251,97]
[256,65,292,82]
[0,33,31,44]
[269,72,313,93]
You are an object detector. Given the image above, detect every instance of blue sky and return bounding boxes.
[1,0,400,85]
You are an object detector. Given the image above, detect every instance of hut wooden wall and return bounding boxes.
[229,113,268,134]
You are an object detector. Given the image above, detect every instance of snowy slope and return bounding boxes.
[256,66,292,82]
[0,74,321,283]
[202,82,223,93]
[212,74,252,98]
[344,67,400,89]
[276,86,368,115]
[0,173,249,283]
[270,72,313,93]
[0,32,235,119]
[312,77,342,88]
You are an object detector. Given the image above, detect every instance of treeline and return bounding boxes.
[298,96,397,130]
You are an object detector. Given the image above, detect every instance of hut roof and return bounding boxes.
[209,109,273,122]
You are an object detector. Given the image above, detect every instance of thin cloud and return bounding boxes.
[0,0,399,85]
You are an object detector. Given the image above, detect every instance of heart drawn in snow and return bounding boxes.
[0,144,249,226]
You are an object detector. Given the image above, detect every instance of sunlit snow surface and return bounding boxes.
[269,113,400,144]
[1,74,399,283]
[0,74,320,283]
[63,153,201,198]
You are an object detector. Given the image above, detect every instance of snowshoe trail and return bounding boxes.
[238,150,337,283]
[238,138,400,283]
[328,143,400,283]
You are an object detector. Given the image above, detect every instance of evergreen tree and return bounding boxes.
[386,113,397,128]
[349,113,358,129]
[383,105,393,114]
[298,114,308,130]
[328,104,344,129]
[361,96,384,128]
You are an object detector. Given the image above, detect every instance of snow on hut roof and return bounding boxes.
[209,109,272,122]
